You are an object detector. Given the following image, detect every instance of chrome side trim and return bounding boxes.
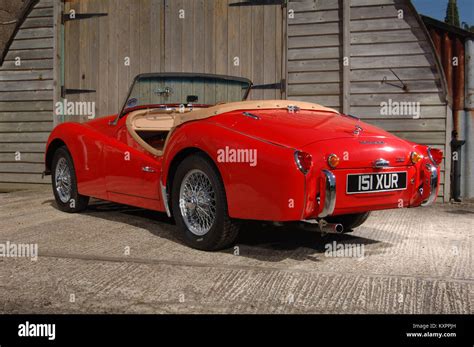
[421,164,438,207]
[318,170,336,218]
[160,182,171,217]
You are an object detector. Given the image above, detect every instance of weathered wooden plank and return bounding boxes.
[0,132,50,143]
[351,28,425,44]
[389,131,446,145]
[289,22,339,36]
[107,0,119,113]
[251,4,264,99]
[16,28,54,40]
[0,121,53,132]
[351,4,409,20]
[351,55,435,69]
[0,163,45,173]
[0,112,53,122]
[288,71,341,83]
[351,80,441,94]
[263,6,277,100]
[288,0,339,12]
[1,59,53,70]
[351,0,396,5]
[0,70,53,81]
[351,41,432,57]
[97,0,109,117]
[275,4,283,100]
[351,67,440,82]
[182,0,194,73]
[350,105,448,119]
[288,95,340,107]
[129,0,141,77]
[227,0,240,79]
[150,0,163,73]
[288,46,341,60]
[288,82,341,95]
[288,59,341,72]
[351,93,445,106]
[288,9,339,24]
[363,118,446,132]
[10,38,53,50]
[0,80,53,92]
[0,101,52,112]
[77,0,90,123]
[288,34,340,49]
[238,2,252,80]
[0,143,47,152]
[138,0,151,75]
[0,153,44,162]
[21,17,53,29]
[5,48,53,61]
[0,91,52,101]
[351,16,420,32]
[29,7,54,18]
[215,0,228,76]
[342,0,350,114]
[63,0,80,109]
[0,173,47,184]
[36,0,53,8]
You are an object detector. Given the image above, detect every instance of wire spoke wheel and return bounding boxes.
[54,157,72,203]
[179,169,217,236]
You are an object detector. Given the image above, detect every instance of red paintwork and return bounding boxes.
[45,105,441,222]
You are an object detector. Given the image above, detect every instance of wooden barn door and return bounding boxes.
[62,0,165,120]
[61,0,285,122]
[163,0,286,100]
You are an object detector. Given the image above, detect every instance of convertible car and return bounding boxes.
[44,73,442,251]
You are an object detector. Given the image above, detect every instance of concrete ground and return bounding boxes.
[0,188,472,314]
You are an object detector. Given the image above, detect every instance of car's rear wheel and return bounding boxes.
[325,212,371,232]
[171,153,240,251]
[51,146,89,213]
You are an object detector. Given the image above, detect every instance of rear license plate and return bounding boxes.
[346,172,407,194]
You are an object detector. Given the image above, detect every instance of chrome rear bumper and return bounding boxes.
[318,169,336,218]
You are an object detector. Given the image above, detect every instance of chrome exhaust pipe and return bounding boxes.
[299,219,344,234]
[318,220,344,234]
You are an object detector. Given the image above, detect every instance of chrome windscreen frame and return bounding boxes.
[318,170,336,218]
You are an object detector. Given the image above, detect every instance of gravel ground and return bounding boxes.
[0,188,472,314]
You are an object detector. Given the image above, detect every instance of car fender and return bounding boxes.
[162,121,307,221]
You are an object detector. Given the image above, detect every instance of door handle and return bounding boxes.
[142,166,156,173]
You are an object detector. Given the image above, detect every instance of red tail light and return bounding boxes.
[428,147,443,166]
[294,151,312,174]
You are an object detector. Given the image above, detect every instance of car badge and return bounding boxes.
[353,125,363,135]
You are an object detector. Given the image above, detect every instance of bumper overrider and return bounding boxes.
[316,162,439,218]
[421,163,438,207]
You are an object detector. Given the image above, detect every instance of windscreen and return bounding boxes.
[123,74,251,114]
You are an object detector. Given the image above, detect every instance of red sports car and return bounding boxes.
[44,73,442,251]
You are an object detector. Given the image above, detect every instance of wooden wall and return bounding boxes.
[287,0,450,200]
[0,0,53,186]
[63,0,284,119]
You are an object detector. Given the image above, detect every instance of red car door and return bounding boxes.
[103,122,161,201]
